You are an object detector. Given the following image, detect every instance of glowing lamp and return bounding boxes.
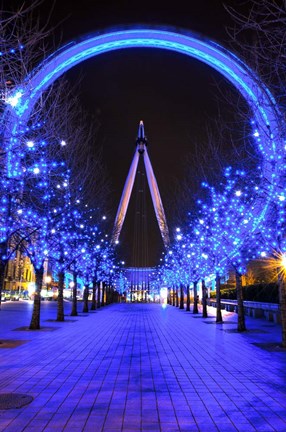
[281,253,286,269]
[6,90,23,107]
[28,282,36,296]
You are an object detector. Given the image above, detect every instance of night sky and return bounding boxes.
[33,0,248,266]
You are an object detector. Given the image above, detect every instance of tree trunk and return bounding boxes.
[193,281,199,314]
[0,234,9,308]
[216,272,223,323]
[70,272,78,316]
[277,270,286,347]
[101,282,105,307]
[179,284,184,309]
[110,287,114,303]
[57,270,65,321]
[172,285,175,306]
[175,285,179,307]
[0,260,6,308]
[97,281,101,308]
[186,284,191,311]
[106,285,110,304]
[82,285,89,313]
[90,280,97,310]
[167,287,171,305]
[29,266,44,330]
[202,279,208,318]
[107,284,110,304]
[236,271,246,332]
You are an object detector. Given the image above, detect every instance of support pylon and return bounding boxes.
[112,121,170,248]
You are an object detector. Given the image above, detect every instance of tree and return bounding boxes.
[226,0,286,343]
[0,1,111,319]
[162,227,211,316]
[0,0,55,304]
[254,191,286,345]
[200,167,268,330]
[226,1,286,110]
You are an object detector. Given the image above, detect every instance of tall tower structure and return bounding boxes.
[112,121,170,249]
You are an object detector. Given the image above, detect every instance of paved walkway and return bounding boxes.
[0,301,285,432]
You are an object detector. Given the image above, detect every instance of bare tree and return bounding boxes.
[21,77,110,328]
[226,0,286,111]
[0,1,56,304]
[0,2,112,329]
[225,0,286,347]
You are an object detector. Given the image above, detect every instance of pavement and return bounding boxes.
[0,300,285,432]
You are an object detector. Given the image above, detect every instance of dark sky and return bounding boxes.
[36,0,248,266]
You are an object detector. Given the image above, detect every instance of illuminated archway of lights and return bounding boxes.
[5,27,284,240]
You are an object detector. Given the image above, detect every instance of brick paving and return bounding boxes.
[0,300,285,432]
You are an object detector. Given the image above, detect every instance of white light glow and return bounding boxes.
[282,253,286,269]
[6,90,23,107]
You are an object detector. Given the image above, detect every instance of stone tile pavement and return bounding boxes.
[0,300,285,432]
